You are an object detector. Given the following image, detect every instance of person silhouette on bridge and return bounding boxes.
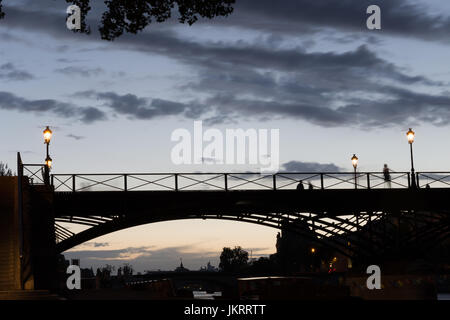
[383,164,391,188]
[297,180,305,190]
[308,181,314,190]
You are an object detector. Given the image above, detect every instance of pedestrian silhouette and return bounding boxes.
[308,182,313,190]
[296,180,305,190]
[383,164,391,188]
[426,184,430,189]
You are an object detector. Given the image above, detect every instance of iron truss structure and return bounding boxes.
[18,160,450,260]
[53,209,449,261]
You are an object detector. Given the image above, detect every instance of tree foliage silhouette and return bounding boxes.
[0,1,4,20]
[121,263,134,276]
[219,246,248,273]
[0,162,13,176]
[0,0,235,40]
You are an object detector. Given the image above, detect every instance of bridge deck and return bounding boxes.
[53,188,450,218]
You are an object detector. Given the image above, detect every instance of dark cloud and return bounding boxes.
[1,2,449,129]
[0,31,27,43]
[0,91,106,123]
[66,134,85,140]
[5,0,450,42]
[103,34,448,127]
[224,0,450,42]
[55,66,105,77]
[75,90,209,120]
[336,86,450,127]
[64,38,449,128]
[281,161,342,172]
[117,31,423,89]
[83,242,110,248]
[69,71,450,128]
[0,5,70,38]
[200,87,450,128]
[0,63,34,81]
[78,106,107,123]
[56,58,86,63]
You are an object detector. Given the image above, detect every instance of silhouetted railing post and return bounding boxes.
[174,174,179,191]
[367,173,371,189]
[320,174,324,190]
[124,174,128,191]
[273,174,277,190]
[72,175,76,192]
[407,173,411,188]
[224,174,228,191]
[17,152,24,289]
[416,173,420,188]
[356,213,359,232]
[43,166,50,185]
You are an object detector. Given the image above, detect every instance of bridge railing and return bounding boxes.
[416,172,450,188]
[51,172,413,192]
[21,163,49,185]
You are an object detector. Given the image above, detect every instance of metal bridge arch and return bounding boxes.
[55,210,387,258]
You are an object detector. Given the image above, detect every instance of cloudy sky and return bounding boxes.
[1,0,450,272]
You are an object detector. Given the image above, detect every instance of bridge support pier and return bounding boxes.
[0,177,22,290]
[27,184,57,290]
[0,177,57,291]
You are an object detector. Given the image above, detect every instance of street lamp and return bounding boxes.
[43,126,52,144]
[310,248,316,271]
[43,126,52,157]
[45,155,52,169]
[351,154,358,189]
[406,128,417,188]
[43,126,53,184]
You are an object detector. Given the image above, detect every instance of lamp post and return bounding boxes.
[351,154,358,189]
[45,155,52,169]
[43,126,52,184]
[406,128,416,188]
[310,248,316,271]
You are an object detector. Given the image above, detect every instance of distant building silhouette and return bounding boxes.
[200,261,218,272]
[175,258,189,272]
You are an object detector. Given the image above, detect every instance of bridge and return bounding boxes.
[0,152,449,291]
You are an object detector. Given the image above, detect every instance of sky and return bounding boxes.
[1,0,450,272]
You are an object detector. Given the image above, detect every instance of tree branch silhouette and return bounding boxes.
[0,0,235,40]
[0,0,4,20]
[99,0,235,40]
